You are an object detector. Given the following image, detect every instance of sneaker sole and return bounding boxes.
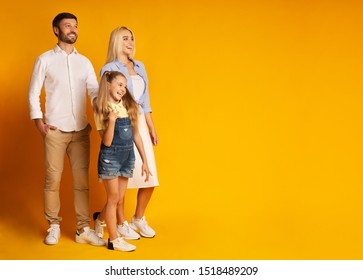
[117,230,141,240]
[123,236,141,240]
[107,239,136,252]
[44,240,58,245]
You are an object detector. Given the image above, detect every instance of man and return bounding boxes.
[28,12,105,246]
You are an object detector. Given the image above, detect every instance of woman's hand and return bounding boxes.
[141,163,152,182]
[149,130,158,146]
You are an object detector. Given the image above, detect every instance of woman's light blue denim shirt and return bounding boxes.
[100,59,152,113]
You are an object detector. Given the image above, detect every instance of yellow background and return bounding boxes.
[1,0,363,260]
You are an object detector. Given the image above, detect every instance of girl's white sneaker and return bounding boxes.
[108,237,136,252]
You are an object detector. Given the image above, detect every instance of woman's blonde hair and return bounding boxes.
[95,71,139,128]
[106,26,136,63]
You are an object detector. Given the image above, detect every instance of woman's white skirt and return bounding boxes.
[128,113,159,188]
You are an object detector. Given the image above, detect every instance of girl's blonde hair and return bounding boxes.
[106,26,136,63]
[95,71,139,128]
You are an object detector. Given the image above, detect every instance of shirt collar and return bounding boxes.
[114,58,140,68]
[53,44,78,55]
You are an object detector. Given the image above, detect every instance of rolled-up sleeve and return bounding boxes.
[141,87,152,113]
[139,62,152,113]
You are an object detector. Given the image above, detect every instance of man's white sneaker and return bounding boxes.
[75,226,106,246]
[117,221,140,240]
[129,216,155,238]
[93,212,106,238]
[45,224,60,245]
[108,237,136,252]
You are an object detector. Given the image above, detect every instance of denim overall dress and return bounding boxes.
[98,118,135,179]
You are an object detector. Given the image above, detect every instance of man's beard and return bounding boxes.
[59,30,77,44]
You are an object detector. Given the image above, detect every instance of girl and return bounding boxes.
[94,71,151,252]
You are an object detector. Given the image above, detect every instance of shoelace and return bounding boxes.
[48,227,59,238]
[89,229,99,235]
[82,228,95,236]
[118,238,133,248]
[86,229,104,241]
[113,237,125,244]
[138,218,149,229]
[122,223,131,233]
[96,220,106,233]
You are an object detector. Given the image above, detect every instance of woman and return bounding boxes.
[94,26,159,239]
